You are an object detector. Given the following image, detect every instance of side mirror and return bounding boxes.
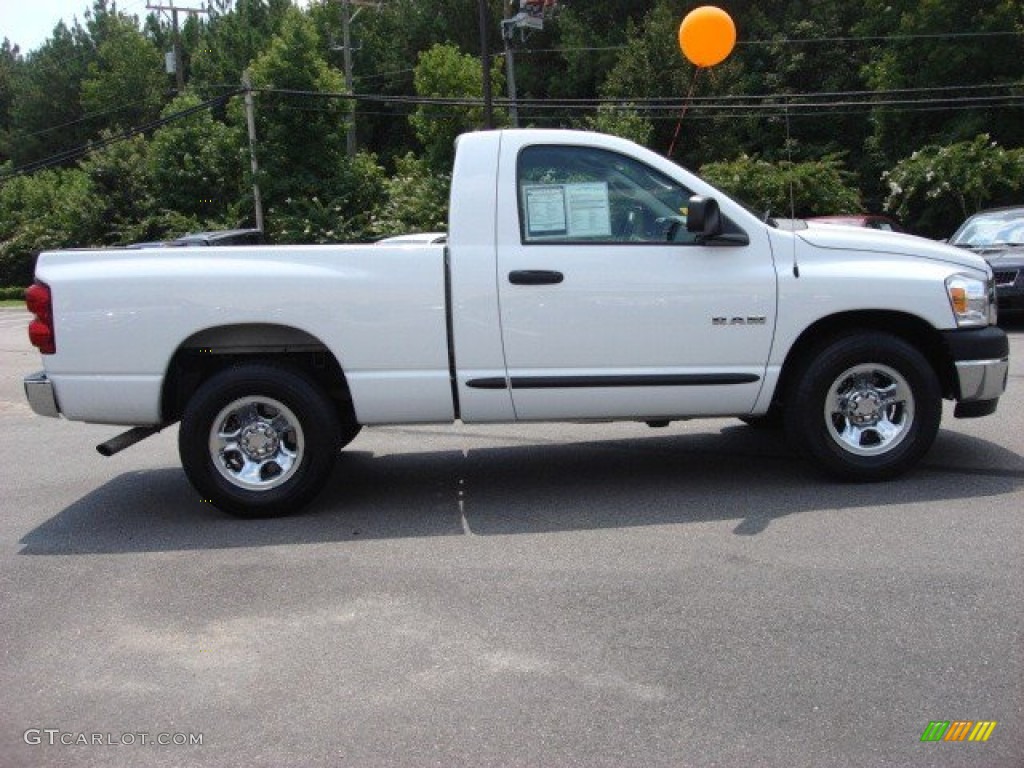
[686,196,722,239]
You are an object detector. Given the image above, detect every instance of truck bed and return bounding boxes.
[34,243,454,425]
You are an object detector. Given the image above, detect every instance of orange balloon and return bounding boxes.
[678,6,736,68]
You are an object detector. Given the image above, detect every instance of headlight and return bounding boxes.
[945,274,993,327]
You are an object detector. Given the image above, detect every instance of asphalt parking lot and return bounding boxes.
[1,307,1022,767]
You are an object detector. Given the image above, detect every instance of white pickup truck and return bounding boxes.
[23,129,1010,517]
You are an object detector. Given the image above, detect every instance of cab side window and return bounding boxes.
[517,145,698,245]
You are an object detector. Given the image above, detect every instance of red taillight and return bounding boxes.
[25,283,56,354]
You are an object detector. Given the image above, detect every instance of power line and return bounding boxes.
[0,91,241,182]
[16,93,180,140]
[512,29,1024,56]
[739,30,1024,45]
[6,79,1022,182]
[356,67,416,82]
[250,82,1024,110]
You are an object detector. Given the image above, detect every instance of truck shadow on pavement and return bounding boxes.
[19,425,1024,555]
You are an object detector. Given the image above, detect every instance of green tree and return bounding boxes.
[701,154,861,218]
[245,8,348,204]
[267,151,386,243]
[857,0,1024,168]
[370,152,449,237]
[410,42,505,171]
[599,0,722,164]
[0,167,104,285]
[882,134,1024,238]
[80,16,167,131]
[4,22,95,167]
[336,0,510,161]
[149,91,246,224]
[242,9,389,243]
[550,3,654,102]
[189,0,294,97]
[582,104,653,147]
[0,40,19,154]
[79,132,187,244]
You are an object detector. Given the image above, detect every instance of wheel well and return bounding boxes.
[161,324,356,425]
[773,311,955,410]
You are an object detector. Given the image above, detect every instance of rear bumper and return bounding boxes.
[23,371,61,418]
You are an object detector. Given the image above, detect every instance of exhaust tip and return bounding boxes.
[96,426,162,457]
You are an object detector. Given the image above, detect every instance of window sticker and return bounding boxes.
[565,182,611,238]
[524,185,568,236]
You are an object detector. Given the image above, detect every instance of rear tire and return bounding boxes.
[179,364,340,518]
[785,332,941,480]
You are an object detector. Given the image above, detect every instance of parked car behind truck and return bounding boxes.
[24,129,1010,517]
[948,206,1024,315]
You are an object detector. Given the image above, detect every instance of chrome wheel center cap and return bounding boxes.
[240,423,280,459]
[846,391,883,425]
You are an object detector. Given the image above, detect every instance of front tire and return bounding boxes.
[785,333,941,480]
[179,364,341,518]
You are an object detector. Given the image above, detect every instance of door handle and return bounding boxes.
[509,270,564,285]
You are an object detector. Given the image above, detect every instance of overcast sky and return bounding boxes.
[1,0,313,55]
[2,0,148,53]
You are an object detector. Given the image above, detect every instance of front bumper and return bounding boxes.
[23,371,61,418]
[955,358,1009,401]
[940,327,1009,417]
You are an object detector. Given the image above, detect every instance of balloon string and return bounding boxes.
[667,67,701,159]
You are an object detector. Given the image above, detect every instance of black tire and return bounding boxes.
[179,364,341,518]
[784,332,941,480]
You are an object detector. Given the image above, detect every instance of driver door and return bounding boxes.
[492,142,777,421]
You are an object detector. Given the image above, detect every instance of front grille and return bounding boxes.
[993,269,1019,287]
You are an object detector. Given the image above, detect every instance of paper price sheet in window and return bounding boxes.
[524,182,611,240]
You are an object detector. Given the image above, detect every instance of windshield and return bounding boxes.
[950,209,1024,247]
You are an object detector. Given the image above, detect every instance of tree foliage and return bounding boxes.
[3,23,95,167]
[245,8,348,204]
[80,15,166,130]
[189,0,294,98]
[410,43,504,171]
[0,167,104,284]
[582,104,653,147]
[265,151,386,243]
[149,92,246,223]
[858,0,1024,169]
[701,154,862,219]
[883,134,1024,237]
[370,153,450,237]
[1,0,1023,286]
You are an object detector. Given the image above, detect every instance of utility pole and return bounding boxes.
[501,1,553,129]
[147,3,207,92]
[332,0,378,156]
[477,0,494,129]
[502,8,519,128]
[242,71,265,233]
[341,0,356,156]
[172,7,183,91]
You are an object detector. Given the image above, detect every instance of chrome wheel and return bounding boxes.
[824,363,914,457]
[209,396,305,491]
